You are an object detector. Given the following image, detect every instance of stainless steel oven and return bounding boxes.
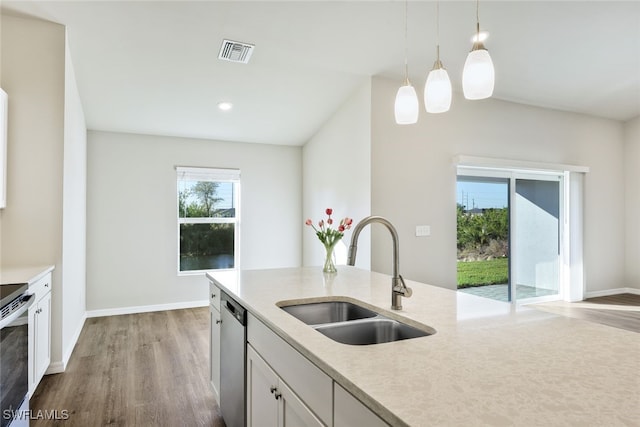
[0,283,34,427]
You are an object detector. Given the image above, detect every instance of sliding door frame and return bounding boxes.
[512,172,564,303]
[458,166,568,304]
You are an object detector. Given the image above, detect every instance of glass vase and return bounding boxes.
[323,242,338,274]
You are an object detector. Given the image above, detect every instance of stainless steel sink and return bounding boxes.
[280,301,377,325]
[279,299,435,345]
[314,318,432,345]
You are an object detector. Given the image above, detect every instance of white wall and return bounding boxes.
[371,76,625,293]
[624,116,640,289]
[1,14,67,366]
[61,35,87,365]
[302,80,372,269]
[1,14,87,371]
[0,14,64,267]
[86,131,301,312]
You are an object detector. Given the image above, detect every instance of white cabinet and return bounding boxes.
[247,313,332,426]
[246,344,279,427]
[33,291,51,385]
[247,344,323,427]
[28,272,52,396]
[334,383,389,427]
[209,281,222,402]
[0,88,7,209]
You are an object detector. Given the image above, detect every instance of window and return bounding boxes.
[177,167,240,274]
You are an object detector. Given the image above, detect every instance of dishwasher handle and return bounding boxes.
[221,291,246,326]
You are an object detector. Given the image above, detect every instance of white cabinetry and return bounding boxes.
[0,88,7,209]
[247,313,332,426]
[207,295,391,427]
[334,383,388,427]
[28,271,52,396]
[247,344,323,427]
[209,281,222,402]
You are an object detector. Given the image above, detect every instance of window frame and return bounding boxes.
[176,166,241,275]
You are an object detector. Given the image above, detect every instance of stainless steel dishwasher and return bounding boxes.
[219,291,247,427]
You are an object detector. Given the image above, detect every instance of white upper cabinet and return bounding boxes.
[0,88,7,208]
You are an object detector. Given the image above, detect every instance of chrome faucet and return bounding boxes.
[346,216,412,310]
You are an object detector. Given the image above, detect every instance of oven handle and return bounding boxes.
[0,294,35,329]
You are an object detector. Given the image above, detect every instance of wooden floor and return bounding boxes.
[534,293,640,333]
[30,308,225,426]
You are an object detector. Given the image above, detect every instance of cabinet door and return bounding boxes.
[279,381,324,427]
[34,291,51,384]
[247,313,332,425]
[0,88,7,209]
[209,305,221,402]
[247,345,278,427]
[28,304,37,395]
[334,383,388,427]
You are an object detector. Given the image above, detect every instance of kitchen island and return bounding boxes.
[207,267,639,426]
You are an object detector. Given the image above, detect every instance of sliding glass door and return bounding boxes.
[457,175,510,302]
[512,176,561,301]
[457,169,563,303]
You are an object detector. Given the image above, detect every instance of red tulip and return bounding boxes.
[327,218,333,225]
[338,225,345,232]
[319,220,324,228]
[325,208,333,215]
[305,219,312,226]
[345,218,353,226]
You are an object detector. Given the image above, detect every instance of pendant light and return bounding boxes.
[424,0,452,113]
[462,0,495,100]
[394,0,419,124]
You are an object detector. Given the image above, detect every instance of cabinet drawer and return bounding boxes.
[247,313,332,426]
[29,272,52,301]
[209,281,221,311]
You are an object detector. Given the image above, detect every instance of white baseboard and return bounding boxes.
[585,287,640,299]
[46,361,65,375]
[45,311,88,375]
[86,299,209,318]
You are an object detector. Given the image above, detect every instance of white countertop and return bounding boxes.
[207,267,640,427]
[0,265,54,286]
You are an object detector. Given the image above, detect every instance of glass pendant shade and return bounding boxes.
[424,64,452,113]
[394,84,419,124]
[462,45,495,100]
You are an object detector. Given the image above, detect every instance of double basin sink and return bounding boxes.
[279,300,435,345]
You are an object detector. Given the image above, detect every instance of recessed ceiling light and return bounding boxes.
[218,102,233,111]
[471,31,490,43]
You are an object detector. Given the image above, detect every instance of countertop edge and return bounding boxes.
[1,265,55,286]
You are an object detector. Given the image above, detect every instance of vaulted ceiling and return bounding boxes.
[3,1,639,145]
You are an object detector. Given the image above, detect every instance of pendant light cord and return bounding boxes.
[403,0,409,85]
[436,0,440,62]
[476,0,481,40]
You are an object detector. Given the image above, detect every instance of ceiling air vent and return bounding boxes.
[218,39,254,64]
